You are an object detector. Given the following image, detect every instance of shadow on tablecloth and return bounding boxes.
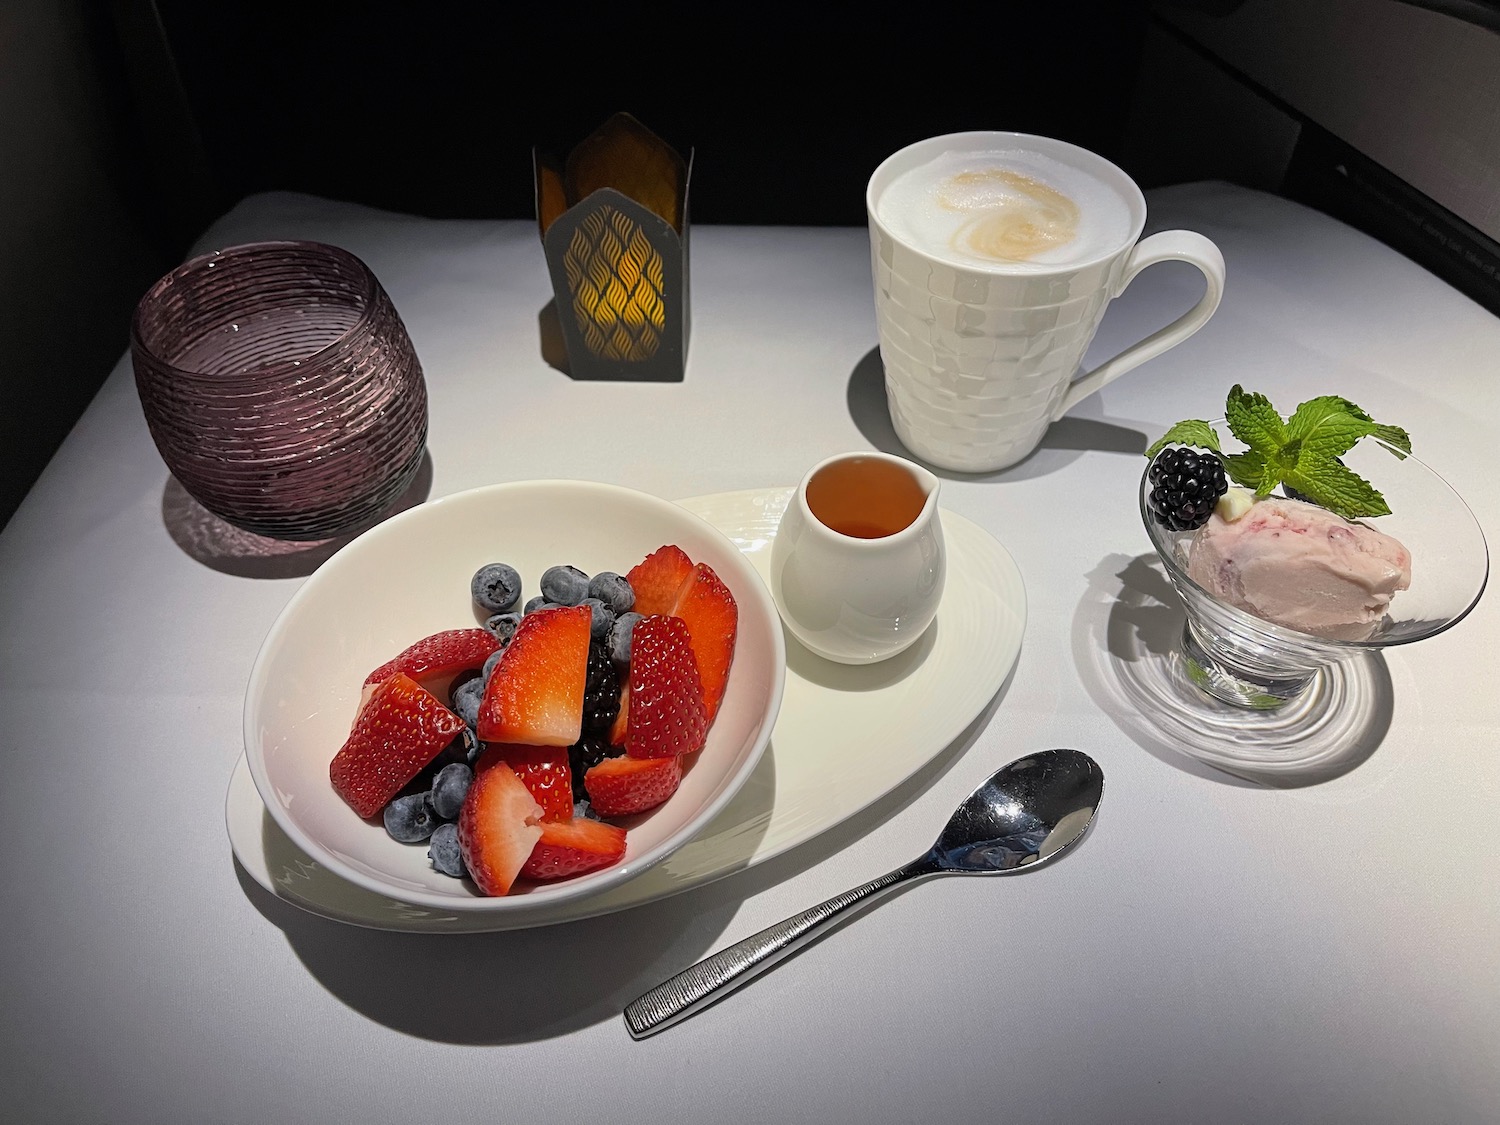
[160,450,433,579]
[1072,552,1394,789]
[234,661,1014,1044]
[845,347,1149,482]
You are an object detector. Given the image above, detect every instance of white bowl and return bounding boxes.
[244,480,786,919]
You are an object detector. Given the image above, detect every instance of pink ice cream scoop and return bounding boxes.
[1185,496,1412,641]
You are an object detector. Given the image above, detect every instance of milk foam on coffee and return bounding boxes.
[877,148,1134,269]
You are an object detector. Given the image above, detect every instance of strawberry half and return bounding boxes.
[330,673,466,818]
[625,615,707,759]
[627,544,695,615]
[458,760,545,896]
[669,563,738,721]
[520,817,627,881]
[363,628,499,687]
[607,685,629,747]
[584,754,683,817]
[483,743,573,823]
[477,605,590,746]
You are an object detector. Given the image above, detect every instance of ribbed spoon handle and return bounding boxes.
[624,858,936,1039]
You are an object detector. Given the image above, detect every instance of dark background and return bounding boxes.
[131,1,1155,241]
[2,0,1496,532]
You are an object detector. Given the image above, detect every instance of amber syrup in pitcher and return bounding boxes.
[804,455,929,539]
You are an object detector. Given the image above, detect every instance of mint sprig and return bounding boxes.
[1145,385,1410,519]
[1143,419,1220,459]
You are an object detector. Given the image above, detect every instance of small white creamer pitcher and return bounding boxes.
[770,451,946,664]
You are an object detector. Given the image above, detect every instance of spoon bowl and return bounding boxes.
[936,749,1104,873]
[624,748,1103,1038]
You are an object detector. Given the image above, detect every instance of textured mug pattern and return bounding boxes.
[872,236,1123,472]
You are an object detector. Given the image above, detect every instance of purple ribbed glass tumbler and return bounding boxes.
[131,241,427,541]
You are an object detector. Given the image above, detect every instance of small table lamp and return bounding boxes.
[535,113,692,381]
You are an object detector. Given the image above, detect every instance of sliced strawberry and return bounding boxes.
[330,673,466,818]
[458,760,545,896]
[363,628,499,687]
[626,615,707,759]
[584,754,683,817]
[520,817,627,881]
[626,544,694,615]
[484,743,573,823]
[669,562,738,721]
[607,685,629,747]
[477,605,590,746]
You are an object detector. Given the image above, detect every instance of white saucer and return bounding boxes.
[226,486,1026,932]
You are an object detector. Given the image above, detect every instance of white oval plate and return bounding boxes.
[227,487,1026,932]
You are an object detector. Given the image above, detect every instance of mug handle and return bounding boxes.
[1052,230,1226,420]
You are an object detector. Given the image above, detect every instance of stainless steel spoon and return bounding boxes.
[624,747,1104,1039]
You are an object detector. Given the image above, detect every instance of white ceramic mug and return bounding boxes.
[770,451,945,664]
[867,131,1225,473]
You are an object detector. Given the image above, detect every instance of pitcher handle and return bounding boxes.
[1053,230,1225,420]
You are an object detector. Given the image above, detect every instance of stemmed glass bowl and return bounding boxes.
[1140,429,1488,710]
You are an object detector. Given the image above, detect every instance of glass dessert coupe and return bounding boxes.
[1140,431,1488,712]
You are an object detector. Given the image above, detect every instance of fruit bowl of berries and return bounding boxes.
[244,479,786,920]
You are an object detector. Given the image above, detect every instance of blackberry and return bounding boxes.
[1148,446,1228,531]
[582,641,620,732]
[567,733,623,800]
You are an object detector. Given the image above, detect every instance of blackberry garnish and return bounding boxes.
[567,733,622,800]
[1148,446,1228,531]
[582,640,621,732]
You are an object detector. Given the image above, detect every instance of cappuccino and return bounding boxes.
[875,147,1134,270]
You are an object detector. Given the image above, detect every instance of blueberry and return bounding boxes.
[428,823,464,877]
[398,731,469,798]
[588,571,635,614]
[539,564,590,606]
[451,676,484,730]
[448,668,481,707]
[485,611,522,646]
[384,792,440,843]
[471,563,522,615]
[482,647,505,684]
[460,727,483,765]
[581,596,614,639]
[524,594,550,615]
[456,726,481,765]
[607,611,643,666]
[430,762,473,820]
[573,799,601,822]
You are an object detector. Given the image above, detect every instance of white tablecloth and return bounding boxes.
[1,182,1496,1124]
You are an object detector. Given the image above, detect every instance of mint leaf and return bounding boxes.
[1280,460,1391,519]
[1224,385,1286,458]
[1368,423,1412,457]
[1222,450,1278,495]
[1285,396,1412,461]
[1336,402,1411,456]
[1144,419,1220,459]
